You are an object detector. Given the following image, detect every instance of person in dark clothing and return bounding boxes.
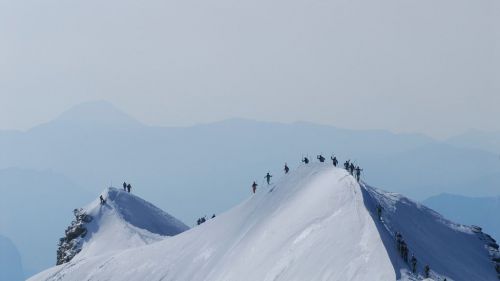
[284,163,290,174]
[331,156,338,167]
[411,255,417,273]
[396,232,402,253]
[252,181,258,194]
[123,182,127,191]
[355,166,363,181]
[100,195,105,205]
[127,183,131,193]
[349,163,355,175]
[398,238,408,262]
[376,204,382,221]
[197,216,207,225]
[424,265,430,278]
[317,154,325,162]
[211,214,216,219]
[265,173,272,185]
[402,242,409,262]
[302,157,309,164]
[344,160,350,170]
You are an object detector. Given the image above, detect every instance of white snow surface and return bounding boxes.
[69,187,188,259]
[30,164,498,281]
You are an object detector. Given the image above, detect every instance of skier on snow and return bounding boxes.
[127,183,131,193]
[376,204,382,221]
[265,172,272,185]
[302,157,309,164]
[284,163,290,174]
[197,216,207,225]
[100,195,106,205]
[355,166,363,181]
[424,265,430,278]
[317,154,325,163]
[349,163,355,175]
[344,160,350,170]
[331,156,338,167]
[252,181,258,194]
[411,255,417,273]
[123,182,127,191]
[396,232,403,253]
[401,241,409,262]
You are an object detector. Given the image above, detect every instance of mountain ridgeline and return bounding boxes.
[32,164,499,281]
[55,187,188,266]
[3,101,500,277]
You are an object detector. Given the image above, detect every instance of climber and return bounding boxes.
[284,163,290,174]
[344,160,350,170]
[197,216,207,225]
[123,181,127,191]
[402,242,409,262]
[252,181,258,194]
[265,172,272,185]
[411,255,417,273]
[99,195,106,205]
[302,157,309,164]
[331,156,338,167]
[398,239,408,262]
[376,204,382,221]
[424,265,430,278]
[127,183,131,193]
[396,232,402,252]
[355,166,363,181]
[317,154,325,163]
[349,163,355,175]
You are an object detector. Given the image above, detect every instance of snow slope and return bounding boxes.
[61,187,188,260]
[30,164,499,281]
[362,184,499,280]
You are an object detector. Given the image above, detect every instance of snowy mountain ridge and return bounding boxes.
[56,187,188,265]
[31,164,499,281]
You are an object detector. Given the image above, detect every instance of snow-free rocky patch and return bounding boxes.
[31,164,499,281]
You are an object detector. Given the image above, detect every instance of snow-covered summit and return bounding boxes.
[56,187,188,264]
[31,165,499,281]
[88,187,188,236]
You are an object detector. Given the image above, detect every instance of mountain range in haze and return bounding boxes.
[1,100,499,277]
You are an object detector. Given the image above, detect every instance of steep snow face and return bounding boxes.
[362,185,499,281]
[58,187,188,262]
[30,165,498,281]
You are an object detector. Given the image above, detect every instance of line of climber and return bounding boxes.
[375,205,433,279]
[395,232,432,278]
[251,154,364,194]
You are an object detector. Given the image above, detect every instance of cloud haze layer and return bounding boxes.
[0,0,498,137]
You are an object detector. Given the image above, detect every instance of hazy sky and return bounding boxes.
[0,0,498,138]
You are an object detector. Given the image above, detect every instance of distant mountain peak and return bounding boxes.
[49,101,143,129]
